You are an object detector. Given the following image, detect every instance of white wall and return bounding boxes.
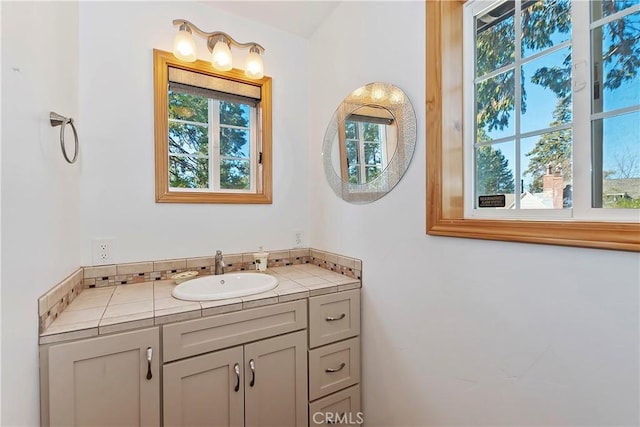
[1,1,310,422]
[1,2,81,425]
[78,1,310,264]
[309,2,640,426]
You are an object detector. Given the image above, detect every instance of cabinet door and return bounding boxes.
[47,327,160,427]
[163,346,244,427]
[244,330,308,427]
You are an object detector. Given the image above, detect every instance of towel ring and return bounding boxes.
[50,112,79,164]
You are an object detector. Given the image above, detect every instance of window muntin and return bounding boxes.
[344,120,388,185]
[465,0,639,219]
[153,49,272,204]
[168,90,256,192]
[425,0,639,251]
[590,4,640,209]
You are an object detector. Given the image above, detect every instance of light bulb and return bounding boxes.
[172,25,197,62]
[244,48,264,79]
[211,39,232,71]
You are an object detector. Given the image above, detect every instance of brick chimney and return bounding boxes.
[543,164,564,209]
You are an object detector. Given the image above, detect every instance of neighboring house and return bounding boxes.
[603,178,640,202]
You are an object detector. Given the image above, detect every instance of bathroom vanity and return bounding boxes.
[38,250,362,427]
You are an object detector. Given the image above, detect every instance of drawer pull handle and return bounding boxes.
[249,359,256,387]
[325,313,346,321]
[234,363,240,392]
[146,347,153,380]
[325,362,346,373]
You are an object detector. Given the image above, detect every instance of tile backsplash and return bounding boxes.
[38,248,362,334]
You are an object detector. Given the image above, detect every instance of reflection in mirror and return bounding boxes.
[154,49,272,204]
[338,106,397,185]
[323,83,416,204]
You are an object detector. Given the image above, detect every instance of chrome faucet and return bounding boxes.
[215,250,225,275]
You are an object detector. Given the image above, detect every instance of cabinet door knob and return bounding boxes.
[146,347,153,380]
[325,362,346,373]
[234,363,240,392]
[249,359,256,387]
[325,313,346,321]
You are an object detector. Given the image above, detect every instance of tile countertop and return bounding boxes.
[40,264,361,345]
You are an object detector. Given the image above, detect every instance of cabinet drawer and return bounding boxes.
[309,337,360,401]
[309,290,360,348]
[309,385,361,426]
[163,300,307,362]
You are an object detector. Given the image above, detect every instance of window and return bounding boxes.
[154,49,272,204]
[344,119,388,184]
[168,88,257,192]
[426,1,639,251]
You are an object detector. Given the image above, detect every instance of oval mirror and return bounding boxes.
[322,82,416,204]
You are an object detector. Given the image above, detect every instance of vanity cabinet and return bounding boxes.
[40,327,160,427]
[163,301,308,427]
[307,289,362,426]
[39,289,361,427]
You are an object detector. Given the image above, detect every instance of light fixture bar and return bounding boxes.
[172,19,265,54]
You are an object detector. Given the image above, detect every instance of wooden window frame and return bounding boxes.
[154,49,272,204]
[425,1,639,251]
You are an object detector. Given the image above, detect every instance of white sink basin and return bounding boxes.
[172,273,278,301]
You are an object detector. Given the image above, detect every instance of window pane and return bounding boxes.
[521,0,571,59]
[365,166,381,183]
[346,140,359,166]
[169,91,208,123]
[219,101,250,127]
[348,165,359,184]
[364,143,381,166]
[592,0,639,20]
[475,141,515,207]
[362,123,381,142]
[521,46,572,133]
[476,4,515,76]
[594,111,640,209]
[345,121,357,139]
[220,159,250,190]
[220,128,250,158]
[169,123,208,155]
[476,70,515,140]
[591,11,640,113]
[169,156,209,189]
[522,130,573,209]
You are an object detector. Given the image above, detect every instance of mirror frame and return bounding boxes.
[322,82,417,204]
[153,49,272,204]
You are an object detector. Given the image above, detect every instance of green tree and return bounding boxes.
[168,91,209,188]
[219,101,251,190]
[477,0,638,133]
[476,0,571,132]
[476,145,515,195]
[524,97,573,193]
[477,0,639,206]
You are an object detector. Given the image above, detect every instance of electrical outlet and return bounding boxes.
[293,229,304,248]
[92,238,115,265]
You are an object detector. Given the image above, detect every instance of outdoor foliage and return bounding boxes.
[168,92,209,188]
[475,0,639,204]
[168,91,252,190]
[345,120,383,184]
[476,145,515,195]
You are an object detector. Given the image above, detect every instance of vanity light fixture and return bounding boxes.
[171,19,265,79]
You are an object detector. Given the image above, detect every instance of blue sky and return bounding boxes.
[477,6,640,192]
